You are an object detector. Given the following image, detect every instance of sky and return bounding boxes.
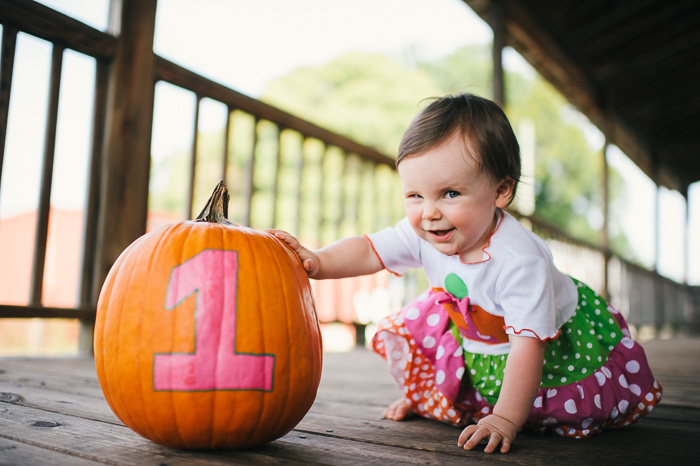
[1,0,698,284]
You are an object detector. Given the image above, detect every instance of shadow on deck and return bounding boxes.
[1,336,699,465]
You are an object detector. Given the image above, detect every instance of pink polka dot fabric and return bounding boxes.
[371,288,663,438]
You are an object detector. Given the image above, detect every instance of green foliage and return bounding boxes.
[263,52,442,155]
[506,77,604,243]
[416,44,493,97]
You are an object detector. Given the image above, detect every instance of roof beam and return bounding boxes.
[462,0,686,192]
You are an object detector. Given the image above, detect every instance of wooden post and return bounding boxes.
[186,95,201,219]
[88,0,158,353]
[652,154,663,336]
[490,0,505,107]
[0,25,18,201]
[683,184,690,286]
[601,128,611,301]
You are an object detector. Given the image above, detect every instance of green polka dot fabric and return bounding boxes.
[458,279,623,404]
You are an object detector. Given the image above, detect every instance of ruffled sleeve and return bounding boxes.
[365,217,422,276]
[496,254,561,341]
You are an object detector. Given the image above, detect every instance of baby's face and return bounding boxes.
[398,132,512,262]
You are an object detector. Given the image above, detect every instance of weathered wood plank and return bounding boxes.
[0,401,493,466]
[0,402,302,465]
[0,359,104,392]
[0,379,119,425]
[0,437,104,466]
[1,338,699,465]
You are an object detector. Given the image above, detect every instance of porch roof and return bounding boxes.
[464,0,700,192]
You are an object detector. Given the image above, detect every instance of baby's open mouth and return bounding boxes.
[428,228,454,238]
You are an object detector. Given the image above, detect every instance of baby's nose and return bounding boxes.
[422,203,441,220]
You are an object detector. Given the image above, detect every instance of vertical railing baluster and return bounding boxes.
[317,142,327,247]
[78,59,108,309]
[29,44,64,306]
[370,164,379,232]
[350,155,361,237]
[242,116,259,227]
[392,171,402,225]
[294,135,306,237]
[0,25,18,206]
[186,94,201,219]
[271,126,283,229]
[335,148,348,241]
[221,106,232,183]
[359,161,375,234]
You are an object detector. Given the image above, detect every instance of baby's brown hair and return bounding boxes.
[397,94,521,206]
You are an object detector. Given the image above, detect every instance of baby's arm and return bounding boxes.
[458,335,545,453]
[269,230,383,279]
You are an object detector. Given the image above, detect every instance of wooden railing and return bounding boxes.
[0,0,404,335]
[0,0,696,352]
[521,215,696,336]
[0,0,113,322]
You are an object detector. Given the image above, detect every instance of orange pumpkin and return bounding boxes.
[94,181,322,449]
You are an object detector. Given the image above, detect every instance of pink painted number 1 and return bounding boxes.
[153,249,275,391]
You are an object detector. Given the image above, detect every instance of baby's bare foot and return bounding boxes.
[383,398,415,421]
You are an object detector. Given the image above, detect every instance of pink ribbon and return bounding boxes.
[434,291,503,345]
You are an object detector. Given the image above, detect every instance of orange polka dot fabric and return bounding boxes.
[371,312,474,427]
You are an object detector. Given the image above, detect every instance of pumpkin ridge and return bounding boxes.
[97,237,144,428]
[268,232,320,439]
[156,223,195,447]
[178,223,213,448]
[249,237,294,437]
[216,227,241,447]
[270,237,306,435]
[95,244,125,405]
[135,225,172,447]
[237,230,268,447]
[209,224,227,448]
[114,236,152,439]
[145,224,183,447]
[278,238,310,433]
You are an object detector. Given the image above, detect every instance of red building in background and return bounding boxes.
[0,208,396,354]
[0,208,83,307]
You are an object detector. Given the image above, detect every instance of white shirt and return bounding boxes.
[366,210,578,355]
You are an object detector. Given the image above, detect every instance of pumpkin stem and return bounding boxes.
[195,180,233,225]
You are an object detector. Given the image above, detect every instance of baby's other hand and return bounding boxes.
[266,229,320,277]
[457,414,517,454]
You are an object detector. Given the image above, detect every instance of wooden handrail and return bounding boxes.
[154,56,396,168]
[0,0,116,59]
[0,304,96,320]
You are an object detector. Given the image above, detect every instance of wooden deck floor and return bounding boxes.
[1,336,699,465]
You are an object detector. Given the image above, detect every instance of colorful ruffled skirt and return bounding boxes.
[370,279,662,438]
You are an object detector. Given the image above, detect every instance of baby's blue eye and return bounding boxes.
[445,190,459,199]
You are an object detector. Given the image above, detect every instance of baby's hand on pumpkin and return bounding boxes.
[266,230,320,277]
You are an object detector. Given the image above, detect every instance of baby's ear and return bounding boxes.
[495,177,516,208]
